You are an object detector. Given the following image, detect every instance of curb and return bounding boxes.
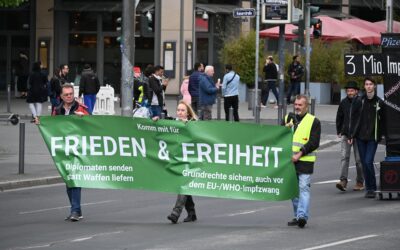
[0,139,341,192]
[0,176,62,192]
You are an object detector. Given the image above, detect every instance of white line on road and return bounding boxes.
[9,231,123,250]
[314,180,344,185]
[214,206,285,217]
[301,234,378,250]
[19,200,116,215]
[2,183,64,193]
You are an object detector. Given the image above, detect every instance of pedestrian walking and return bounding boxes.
[188,62,204,114]
[167,100,198,224]
[262,56,279,108]
[335,81,364,192]
[286,55,304,104]
[283,95,321,228]
[350,77,385,198]
[35,84,89,221]
[180,74,191,105]
[199,65,220,120]
[16,51,29,98]
[221,64,240,121]
[78,64,100,114]
[27,62,48,123]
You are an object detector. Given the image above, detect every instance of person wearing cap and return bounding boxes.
[335,81,364,192]
[79,63,100,114]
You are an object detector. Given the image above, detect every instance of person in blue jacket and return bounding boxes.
[198,65,220,120]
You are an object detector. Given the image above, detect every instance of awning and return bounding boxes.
[196,4,238,14]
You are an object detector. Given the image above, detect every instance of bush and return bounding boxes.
[220,30,264,87]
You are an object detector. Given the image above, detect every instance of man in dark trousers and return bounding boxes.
[286,55,304,104]
[335,81,364,192]
[79,64,100,114]
[283,95,320,228]
[262,56,279,108]
[35,84,89,221]
[350,77,385,198]
[188,62,204,114]
[221,64,240,121]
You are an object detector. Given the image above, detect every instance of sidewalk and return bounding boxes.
[0,93,340,191]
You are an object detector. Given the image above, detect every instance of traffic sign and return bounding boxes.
[233,8,256,18]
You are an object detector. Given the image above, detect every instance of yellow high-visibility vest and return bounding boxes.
[285,113,317,162]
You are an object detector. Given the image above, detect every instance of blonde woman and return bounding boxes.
[167,101,198,223]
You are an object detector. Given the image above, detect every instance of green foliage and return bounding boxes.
[220,30,264,87]
[0,0,27,7]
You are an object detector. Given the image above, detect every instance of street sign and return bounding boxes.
[344,53,400,76]
[233,8,256,18]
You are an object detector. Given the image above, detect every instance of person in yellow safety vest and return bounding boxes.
[283,94,321,229]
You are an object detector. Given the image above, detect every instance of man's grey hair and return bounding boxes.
[204,65,214,74]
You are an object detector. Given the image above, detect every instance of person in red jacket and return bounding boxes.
[36,84,89,221]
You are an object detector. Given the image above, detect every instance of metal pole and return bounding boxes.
[7,83,11,113]
[192,1,196,66]
[387,0,393,32]
[217,94,222,120]
[255,106,261,124]
[310,97,315,115]
[254,0,260,123]
[277,24,285,125]
[120,0,136,116]
[18,122,25,174]
[304,2,311,97]
[179,0,184,90]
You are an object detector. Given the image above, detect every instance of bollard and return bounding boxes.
[217,95,222,120]
[7,83,11,113]
[160,112,166,120]
[255,105,261,124]
[310,98,316,115]
[229,107,233,122]
[283,101,287,121]
[19,122,25,174]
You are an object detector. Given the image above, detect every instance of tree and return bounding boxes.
[220,30,264,87]
[0,0,26,7]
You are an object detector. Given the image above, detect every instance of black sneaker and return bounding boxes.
[167,214,178,224]
[287,218,298,226]
[183,212,197,222]
[298,217,307,228]
[365,191,376,198]
[69,212,81,222]
[65,213,83,221]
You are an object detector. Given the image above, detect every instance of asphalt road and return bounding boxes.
[1,144,399,250]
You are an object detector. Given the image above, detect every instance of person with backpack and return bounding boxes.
[79,64,100,114]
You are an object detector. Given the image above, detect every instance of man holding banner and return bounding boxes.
[284,95,321,228]
[36,84,89,222]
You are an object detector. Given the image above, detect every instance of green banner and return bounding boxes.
[38,116,298,201]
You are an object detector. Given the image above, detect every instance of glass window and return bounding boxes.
[69,12,97,32]
[0,11,30,31]
[104,36,121,93]
[68,34,97,84]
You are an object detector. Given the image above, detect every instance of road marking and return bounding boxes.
[19,200,116,215]
[9,231,122,249]
[301,234,378,250]
[313,180,350,185]
[2,183,64,193]
[214,206,285,217]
